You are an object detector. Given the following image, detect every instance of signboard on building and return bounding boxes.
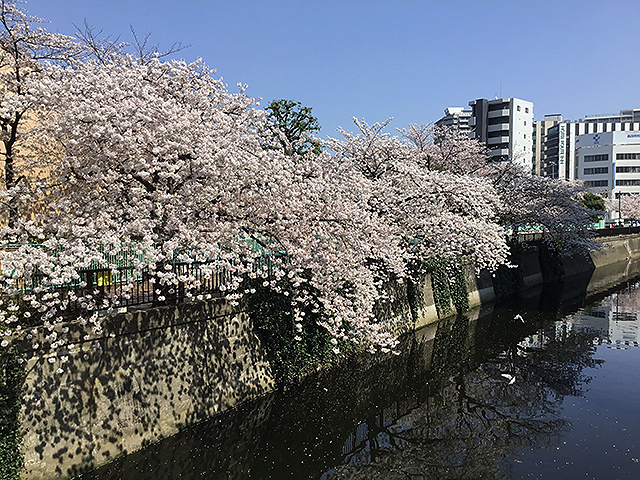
[576,131,640,149]
[559,124,566,166]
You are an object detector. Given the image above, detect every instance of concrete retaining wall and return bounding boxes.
[463,234,640,312]
[18,301,275,479]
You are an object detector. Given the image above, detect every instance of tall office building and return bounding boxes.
[575,130,640,200]
[468,97,533,170]
[542,121,577,180]
[539,109,640,181]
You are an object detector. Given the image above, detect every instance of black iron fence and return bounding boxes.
[596,226,640,237]
[73,262,233,309]
[5,225,639,316]
[4,256,278,317]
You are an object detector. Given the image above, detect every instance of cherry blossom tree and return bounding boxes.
[1,29,406,358]
[397,123,601,255]
[327,118,510,272]
[0,0,604,364]
[399,123,490,175]
[490,163,601,254]
[607,192,640,224]
[0,0,82,226]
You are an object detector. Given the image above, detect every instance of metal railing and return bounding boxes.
[596,226,640,237]
[9,225,638,316]
[5,254,279,318]
[17,262,233,314]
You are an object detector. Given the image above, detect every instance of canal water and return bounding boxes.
[79,278,640,480]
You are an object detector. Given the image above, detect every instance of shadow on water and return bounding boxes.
[76,274,609,480]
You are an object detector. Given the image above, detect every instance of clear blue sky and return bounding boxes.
[22,0,640,137]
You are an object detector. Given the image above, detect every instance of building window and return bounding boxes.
[616,166,640,173]
[616,179,640,186]
[584,154,609,162]
[584,167,609,175]
[525,107,529,113]
[517,105,521,111]
[585,180,609,187]
[616,153,640,160]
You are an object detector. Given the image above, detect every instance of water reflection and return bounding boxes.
[570,280,640,347]
[79,280,640,480]
[328,315,602,480]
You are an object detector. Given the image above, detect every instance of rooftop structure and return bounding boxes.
[434,107,473,134]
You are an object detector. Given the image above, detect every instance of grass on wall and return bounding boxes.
[0,348,26,480]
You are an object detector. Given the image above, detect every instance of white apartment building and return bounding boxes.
[575,130,640,200]
[583,109,640,125]
[468,97,533,170]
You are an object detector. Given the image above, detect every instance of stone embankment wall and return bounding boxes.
[15,233,640,479]
[463,234,640,310]
[18,301,275,479]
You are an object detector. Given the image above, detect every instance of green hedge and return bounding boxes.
[248,279,337,386]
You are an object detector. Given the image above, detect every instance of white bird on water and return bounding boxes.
[501,373,516,384]
[514,314,524,323]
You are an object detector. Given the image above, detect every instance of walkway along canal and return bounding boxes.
[8,233,640,479]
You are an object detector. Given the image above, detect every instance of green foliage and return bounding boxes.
[449,260,469,312]
[0,349,25,480]
[264,99,321,156]
[424,257,469,317]
[248,279,336,386]
[406,270,425,322]
[579,192,606,222]
[425,257,451,316]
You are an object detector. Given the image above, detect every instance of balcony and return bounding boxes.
[488,123,509,132]
[487,136,510,145]
[488,109,510,118]
[490,148,509,157]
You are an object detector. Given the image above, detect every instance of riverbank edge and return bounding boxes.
[12,233,640,479]
[460,234,640,323]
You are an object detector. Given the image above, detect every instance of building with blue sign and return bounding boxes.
[575,130,640,197]
[541,110,640,182]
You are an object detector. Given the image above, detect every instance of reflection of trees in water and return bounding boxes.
[331,316,603,480]
[75,312,603,480]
